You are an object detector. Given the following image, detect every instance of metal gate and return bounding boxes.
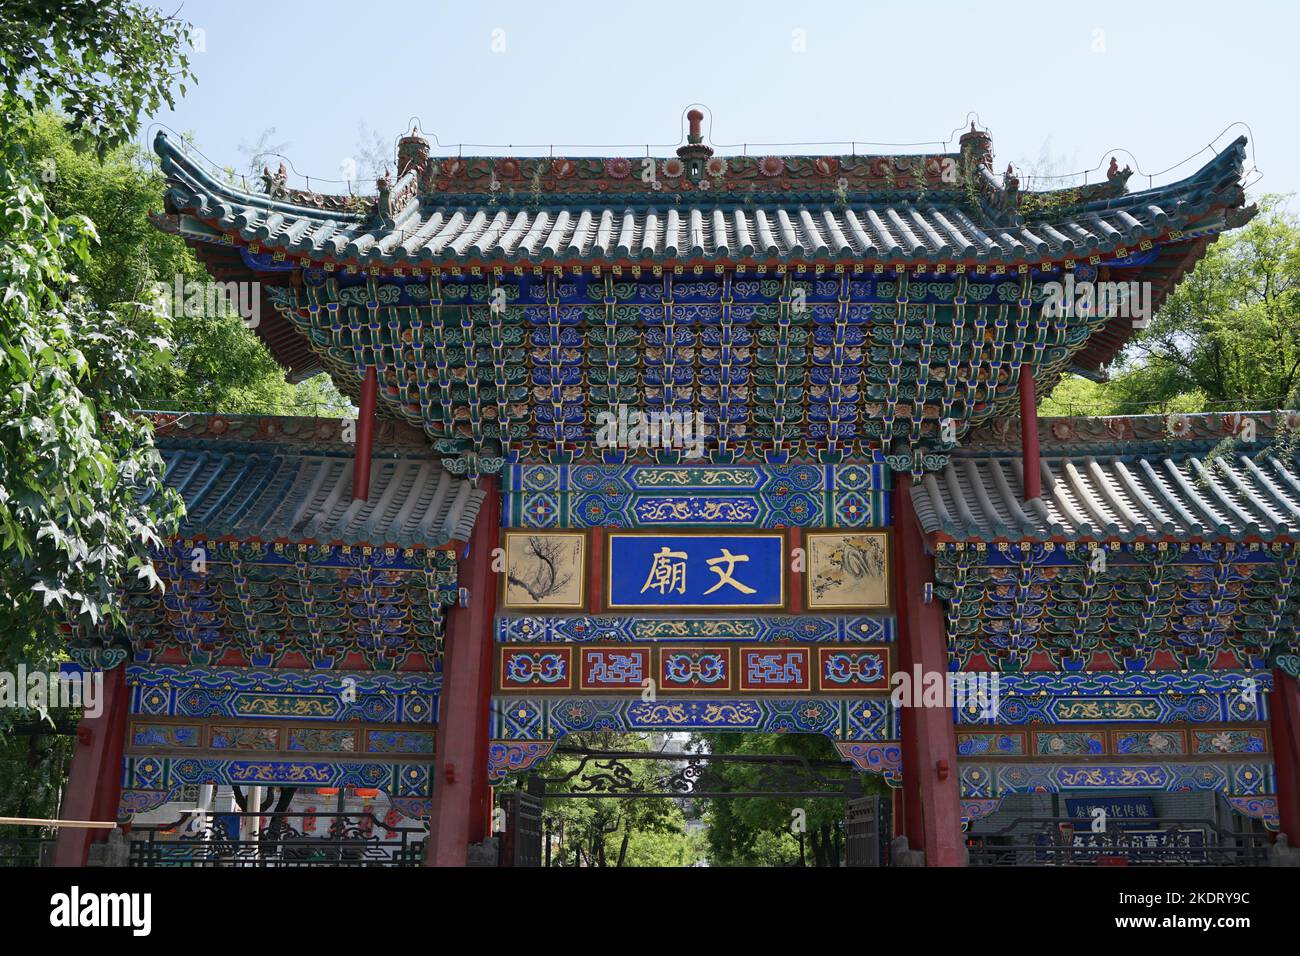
[844,795,890,866]
[498,747,878,866]
[125,811,427,867]
[500,777,544,867]
[966,816,1271,866]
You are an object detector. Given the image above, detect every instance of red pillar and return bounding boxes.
[352,366,378,501]
[1019,365,1040,500]
[897,677,925,849]
[52,665,129,867]
[426,477,500,866]
[588,529,604,614]
[1271,668,1300,845]
[893,477,966,866]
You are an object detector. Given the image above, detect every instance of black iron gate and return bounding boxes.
[499,777,544,867]
[844,794,890,866]
[498,747,879,867]
[126,811,427,867]
[966,816,1271,866]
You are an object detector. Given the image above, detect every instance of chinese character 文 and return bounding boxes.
[703,548,756,595]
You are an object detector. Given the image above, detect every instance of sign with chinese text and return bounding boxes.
[1065,796,1156,820]
[606,532,786,611]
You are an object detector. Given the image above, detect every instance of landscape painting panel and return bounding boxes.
[806,531,890,611]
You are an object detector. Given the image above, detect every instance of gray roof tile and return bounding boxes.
[913,445,1300,543]
[155,132,1249,268]
[152,418,484,547]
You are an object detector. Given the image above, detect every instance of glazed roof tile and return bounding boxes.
[912,413,1300,543]
[155,131,1249,269]
[149,414,484,547]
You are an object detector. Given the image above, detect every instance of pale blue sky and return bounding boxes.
[146,0,1295,198]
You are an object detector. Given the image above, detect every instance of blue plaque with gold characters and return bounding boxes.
[606,531,786,611]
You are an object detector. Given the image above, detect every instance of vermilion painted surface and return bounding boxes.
[52,666,128,867]
[352,365,378,501]
[893,478,966,866]
[426,480,500,866]
[1271,669,1300,845]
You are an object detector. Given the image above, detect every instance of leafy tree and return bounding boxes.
[0,722,73,827]
[0,0,193,158]
[689,732,883,867]
[620,826,706,867]
[1039,373,1209,418]
[14,110,350,416]
[1121,196,1300,410]
[517,732,697,867]
[0,3,192,660]
[0,3,346,823]
[1038,374,1115,417]
[1042,196,1300,416]
[0,0,197,823]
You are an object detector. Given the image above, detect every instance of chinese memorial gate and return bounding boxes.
[50,109,1300,866]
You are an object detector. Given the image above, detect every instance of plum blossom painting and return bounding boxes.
[502,530,587,610]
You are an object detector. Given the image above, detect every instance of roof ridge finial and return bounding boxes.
[677,107,713,173]
[687,108,705,145]
[261,161,288,198]
[1107,155,1132,183]
[397,127,430,178]
[958,119,993,170]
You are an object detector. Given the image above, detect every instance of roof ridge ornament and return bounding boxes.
[958,121,993,169]
[1001,162,1020,216]
[375,166,394,224]
[676,107,714,179]
[261,161,288,199]
[1107,156,1133,191]
[398,127,431,178]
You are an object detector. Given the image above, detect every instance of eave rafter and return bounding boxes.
[925,418,1300,672]
[62,418,477,672]
[152,126,1254,478]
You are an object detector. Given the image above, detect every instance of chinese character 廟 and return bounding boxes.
[641,547,688,595]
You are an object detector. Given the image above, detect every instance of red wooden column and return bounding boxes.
[352,366,378,501]
[52,664,129,867]
[426,477,500,866]
[893,476,966,866]
[1018,365,1041,500]
[588,529,604,613]
[1271,667,1300,845]
[787,527,803,614]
